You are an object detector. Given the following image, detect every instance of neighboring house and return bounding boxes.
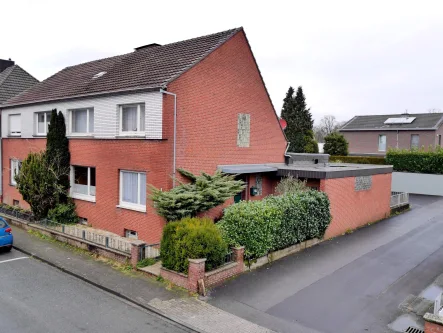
[0,59,39,105]
[340,113,443,155]
[0,28,288,243]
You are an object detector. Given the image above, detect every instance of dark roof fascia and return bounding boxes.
[277,165,393,179]
[1,86,162,109]
[340,128,439,132]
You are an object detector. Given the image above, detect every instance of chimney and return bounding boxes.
[0,58,15,73]
[134,43,161,51]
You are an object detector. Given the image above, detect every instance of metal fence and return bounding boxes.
[390,192,409,209]
[35,219,132,254]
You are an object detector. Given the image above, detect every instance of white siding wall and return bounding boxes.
[1,91,163,139]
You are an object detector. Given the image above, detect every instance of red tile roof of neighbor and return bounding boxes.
[3,28,242,107]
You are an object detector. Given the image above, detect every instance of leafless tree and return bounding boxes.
[428,108,442,113]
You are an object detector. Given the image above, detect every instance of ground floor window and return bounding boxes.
[10,159,21,186]
[119,170,146,212]
[70,166,96,201]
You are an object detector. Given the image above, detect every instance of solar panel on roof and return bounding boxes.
[384,117,416,124]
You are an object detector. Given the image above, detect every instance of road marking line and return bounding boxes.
[0,257,28,264]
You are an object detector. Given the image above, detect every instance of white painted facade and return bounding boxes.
[1,91,163,139]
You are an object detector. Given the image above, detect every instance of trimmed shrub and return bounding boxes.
[217,200,283,259]
[329,155,386,165]
[323,132,349,156]
[218,191,331,260]
[47,200,79,224]
[275,176,309,195]
[160,217,227,274]
[386,147,443,174]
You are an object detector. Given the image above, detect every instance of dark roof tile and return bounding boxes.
[340,113,443,131]
[4,28,242,107]
[0,65,39,104]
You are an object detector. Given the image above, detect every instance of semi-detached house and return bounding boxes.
[0,28,288,243]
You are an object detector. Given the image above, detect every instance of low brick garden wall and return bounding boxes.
[160,246,245,294]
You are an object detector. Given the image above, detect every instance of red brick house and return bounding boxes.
[0,28,288,243]
[0,28,394,244]
[340,113,443,156]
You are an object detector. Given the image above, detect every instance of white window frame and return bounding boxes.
[118,170,146,212]
[125,229,138,239]
[69,108,94,136]
[10,159,21,186]
[36,111,51,136]
[119,104,144,136]
[70,166,96,202]
[9,114,21,137]
[410,134,420,149]
[378,134,387,152]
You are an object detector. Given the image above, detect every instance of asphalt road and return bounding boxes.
[0,248,190,333]
[209,195,443,333]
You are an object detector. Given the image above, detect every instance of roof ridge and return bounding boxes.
[12,65,39,83]
[160,27,242,48]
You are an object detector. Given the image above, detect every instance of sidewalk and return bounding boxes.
[12,225,275,333]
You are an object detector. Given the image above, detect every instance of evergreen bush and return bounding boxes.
[323,132,349,156]
[47,200,79,224]
[160,217,227,274]
[218,191,331,260]
[329,155,386,165]
[386,147,443,174]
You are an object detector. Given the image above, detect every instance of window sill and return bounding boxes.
[68,133,95,138]
[7,135,22,138]
[32,134,47,137]
[9,183,17,187]
[71,193,96,203]
[116,204,146,213]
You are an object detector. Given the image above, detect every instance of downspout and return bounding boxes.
[396,130,399,149]
[160,89,177,187]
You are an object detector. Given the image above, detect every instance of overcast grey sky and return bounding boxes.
[2,0,443,123]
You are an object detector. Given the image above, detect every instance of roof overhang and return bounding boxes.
[340,128,438,132]
[1,86,162,109]
[218,164,278,174]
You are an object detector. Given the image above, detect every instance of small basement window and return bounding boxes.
[125,229,138,239]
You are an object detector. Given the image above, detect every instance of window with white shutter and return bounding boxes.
[9,114,21,136]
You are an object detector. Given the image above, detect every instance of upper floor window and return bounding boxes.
[9,114,21,136]
[119,103,145,136]
[36,111,51,135]
[411,134,420,149]
[10,159,21,186]
[70,108,94,135]
[237,113,250,147]
[378,134,386,152]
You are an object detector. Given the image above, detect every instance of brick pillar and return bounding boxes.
[130,240,146,269]
[188,258,206,293]
[424,313,443,333]
[232,246,245,273]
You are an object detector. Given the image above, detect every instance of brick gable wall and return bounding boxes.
[166,30,287,176]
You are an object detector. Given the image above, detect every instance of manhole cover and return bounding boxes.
[405,327,424,333]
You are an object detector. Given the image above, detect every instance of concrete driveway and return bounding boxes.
[208,195,443,333]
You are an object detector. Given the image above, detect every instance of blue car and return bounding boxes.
[0,218,13,252]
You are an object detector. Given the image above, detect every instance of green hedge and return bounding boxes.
[329,155,387,165]
[217,191,331,260]
[161,217,227,274]
[386,148,443,174]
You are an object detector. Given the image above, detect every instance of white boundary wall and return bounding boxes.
[392,172,443,196]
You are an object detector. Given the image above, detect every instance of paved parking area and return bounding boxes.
[0,248,190,333]
[209,195,443,333]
